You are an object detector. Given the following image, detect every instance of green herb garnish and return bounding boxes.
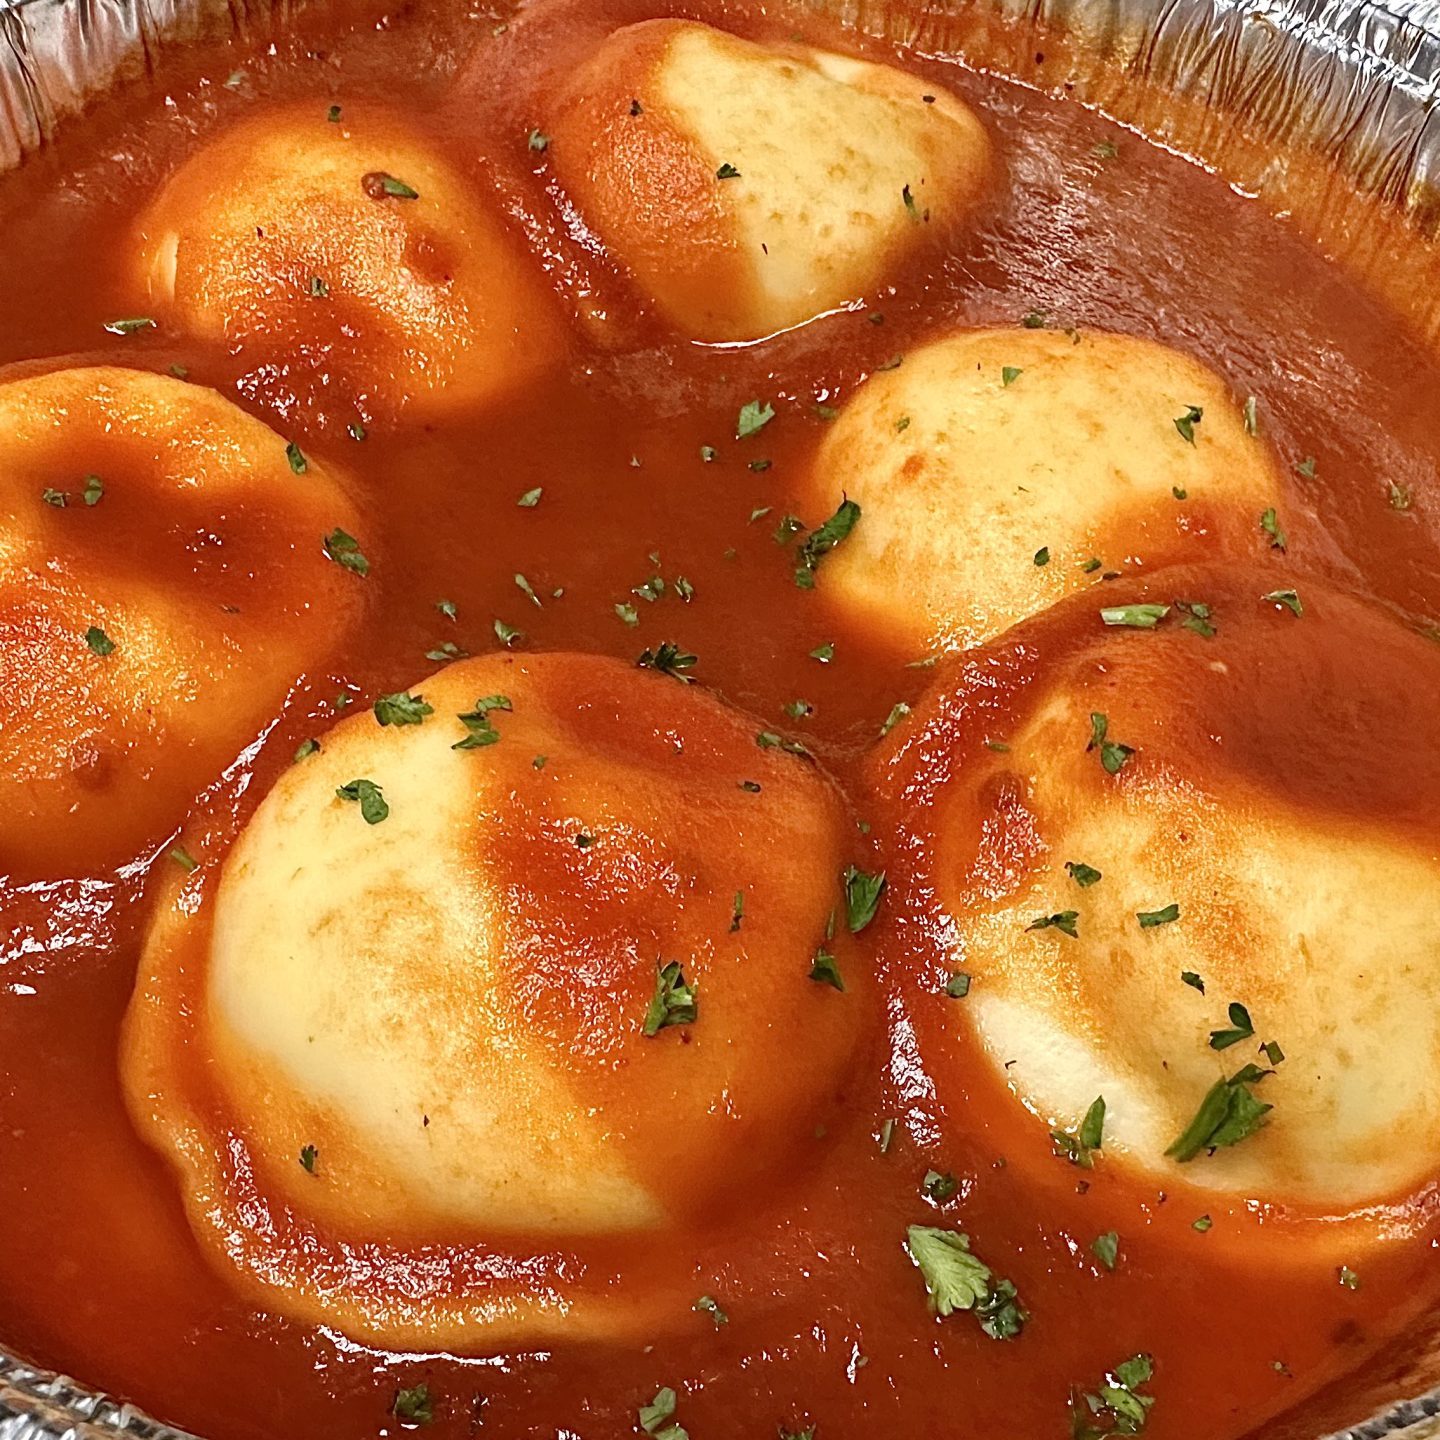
[637,641,697,682]
[736,399,774,437]
[452,694,512,750]
[323,528,369,576]
[1087,712,1134,774]
[1101,604,1169,629]
[1051,1095,1106,1168]
[904,1226,1026,1339]
[1166,1063,1273,1162]
[1173,405,1203,445]
[1027,910,1079,938]
[844,867,886,934]
[1137,903,1179,928]
[643,962,697,1036]
[335,777,388,824]
[373,691,433,727]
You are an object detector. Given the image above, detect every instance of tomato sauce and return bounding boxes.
[2,0,1440,1435]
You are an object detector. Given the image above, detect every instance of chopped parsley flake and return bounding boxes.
[1173,405,1203,445]
[1181,970,1205,993]
[169,844,198,872]
[1137,903,1180,929]
[1087,712,1135,774]
[643,961,697,1036]
[1034,545,1051,567]
[1264,587,1304,617]
[103,316,155,335]
[736,399,774,438]
[364,171,419,200]
[85,625,116,656]
[517,486,543,507]
[1051,1095,1106,1168]
[299,1144,318,1173]
[1294,455,1317,479]
[1101,603,1169,629]
[639,1387,684,1438]
[946,972,972,999]
[1166,1063,1274,1162]
[615,602,640,627]
[293,738,320,763]
[1071,1354,1155,1439]
[494,618,525,647]
[637,641,697,682]
[924,1169,958,1203]
[323,528,369,576]
[452,694,512,750]
[904,1226,1027,1339]
[335,777,388,824]
[1339,1265,1360,1291]
[794,498,861,585]
[83,474,104,506]
[1092,1231,1119,1270]
[1209,1001,1254,1051]
[809,642,835,663]
[392,1383,433,1425]
[1065,860,1102,888]
[844,867,886,934]
[880,701,911,737]
[527,128,550,152]
[808,949,845,991]
[41,488,67,508]
[1027,910,1079,939]
[693,1294,728,1327]
[373,691,433,727]
[1243,395,1258,436]
[1193,1214,1213,1232]
[716,161,741,180]
[1260,507,1288,552]
[1002,365,1023,387]
[1175,599,1216,638]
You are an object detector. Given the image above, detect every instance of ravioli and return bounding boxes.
[870,568,1440,1209]
[809,328,1288,653]
[135,102,561,430]
[545,19,991,340]
[0,366,363,875]
[123,652,868,1346]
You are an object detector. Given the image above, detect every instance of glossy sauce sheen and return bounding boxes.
[2,0,1440,1436]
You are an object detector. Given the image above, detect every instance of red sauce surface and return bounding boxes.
[3,0,1440,1436]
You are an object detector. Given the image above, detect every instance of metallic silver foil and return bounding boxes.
[0,0,1437,1432]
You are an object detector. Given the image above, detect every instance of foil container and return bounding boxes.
[1,0,1439,1434]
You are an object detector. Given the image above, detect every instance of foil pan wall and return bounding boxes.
[1,0,1439,1436]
